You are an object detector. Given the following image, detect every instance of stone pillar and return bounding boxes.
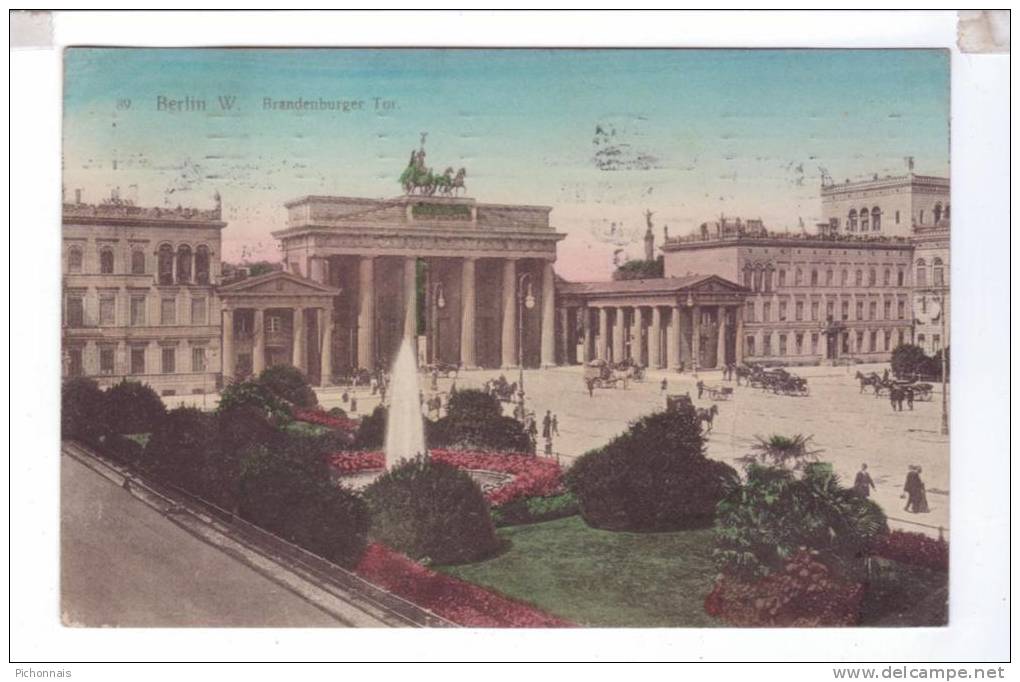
[291,307,305,372]
[716,306,727,368]
[612,307,625,364]
[320,307,333,386]
[403,256,418,343]
[557,307,569,365]
[501,258,518,368]
[598,307,609,361]
[692,305,701,370]
[581,307,592,362]
[541,260,556,367]
[357,256,375,370]
[649,306,662,368]
[221,308,234,382]
[734,305,744,365]
[253,308,265,375]
[631,307,643,365]
[668,307,681,369]
[460,257,477,369]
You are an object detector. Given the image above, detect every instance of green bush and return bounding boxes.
[446,389,502,421]
[428,389,531,453]
[238,443,369,568]
[890,344,928,379]
[353,405,387,450]
[566,407,738,531]
[62,377,110,446]
[103,433,145,467]
[218,378,293,423]
[258,365,318,408]
[491,492,579,527]
[105,380,166,435]
[364,455,501,565]
[713,461,888,580]
[143,407,224,502]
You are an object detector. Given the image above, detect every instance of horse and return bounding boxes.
[735,364,755,386]
[855,371,882,394]
[697,404,719,433]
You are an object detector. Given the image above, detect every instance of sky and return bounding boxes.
[63,48,950,280]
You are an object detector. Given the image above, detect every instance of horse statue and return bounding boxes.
[451,167,467,196]
[697,404,719,433]
[435,167,455,196]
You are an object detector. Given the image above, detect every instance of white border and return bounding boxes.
[9,9,1011,668]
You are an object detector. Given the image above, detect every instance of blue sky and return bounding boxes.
[63,48,949,278]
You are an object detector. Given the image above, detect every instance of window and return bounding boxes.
[848,209,858,231]
[66,295,84,328]
[871,207,881,231]
[825,269,833,286]
[869,331,877,352]
[855,270,863,287]
[794,268,803,286]
[176,245,193,283]
[130,296,146,326]
[841,270,849,287]
[778,269,786,287]
[811,333,819,355]
[841,301,849,321]
[779,301,787,321]
[883,268,891,286]
[933,258,945,286]
[898,330,905,347]
[99,294,116,326]
[743,268,753,289]
[826,300,835,320]
[917,333,926,349]
[884,331,891,352]
[934,203,943,223]
[68,246,83,274]
[191,297,207,325]
[753,269,762,292]
[161,347,176,374]
[158,244,174,285]
[810,269,818,286]
[192,347,207,372]
[884,300,892,320]
[829,217,839,232]
[99,247,114,274]
[161,297,176,325]
[131,249,146,275]
[842,333,850,354]
[868,268,876,287]
[779,334,788,356]
[763,269,773,293]
[897,300,905,319]
[130,346,145,374]
[763,334,772,356]
[919,209,925,225]
[795,300,804,321]
[67,348,83,377]
[933,334,941,352]
[746,336,755,357]
[860,208,869,232]
[869,301,877,320]
[897,269,905,287]
[745,301,755,322]
[856,331,865,352]
[267,315,282,332]
[795,333,803,355]
[762,302,771,322]
[854,301,863,320]
[915,259,927,287]
[810,300,819,321]
[195,245,211,285]
[895,210,901,224]
[99,347,115,375]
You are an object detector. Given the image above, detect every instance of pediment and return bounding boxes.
[688,275,748,293]
[218,271,339,296]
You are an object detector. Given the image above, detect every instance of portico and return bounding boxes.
[556,275,749,370]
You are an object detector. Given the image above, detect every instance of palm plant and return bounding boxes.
[740,433,823,471]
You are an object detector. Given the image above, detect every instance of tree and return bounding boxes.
[428,389,531,453]
[61,377,109,446]
[218,377,293,424]
[890,343,928,379]
[105,380,166,435]
[739,434,822,471]
[258,365,318,409]
[613,256,664,281]
[143,407,223,502]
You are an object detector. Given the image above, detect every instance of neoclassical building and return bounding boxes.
[272,194,565,378]
[62,197,226,395]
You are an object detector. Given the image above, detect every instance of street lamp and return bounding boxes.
[431,282,446,364]
[517,272,536,406]
[936,292,949,436]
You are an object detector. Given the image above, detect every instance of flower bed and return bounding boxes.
[293,408,360,433]
[327,449,565,507]
[870,530,949,573]
[355,543,573,627]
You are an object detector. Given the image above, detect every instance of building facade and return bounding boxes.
[62,198,226,395]
[820,172,950,239]
[911,220,951,355]
[272,194,565,379]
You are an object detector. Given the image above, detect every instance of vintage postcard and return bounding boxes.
[60,47,952,630]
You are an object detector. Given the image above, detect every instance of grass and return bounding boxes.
[125,433,150,447]
[283,421,331,437]
[439,515,949,628]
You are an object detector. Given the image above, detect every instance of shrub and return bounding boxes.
[258,365,318,409]
[565,407,738,531]
[891,343,929,379]
[328,406,348,419]
[105,380,166,435]
[714,461,888,580]
[704,549,866,627]
[871,530,949,573]
[429,388,531,453]
[446,389,502,421]
[143,407,223,502]
[364,455,501,565]
[61,377,109,446]
[103,433,144,467]
[238,443,369,568]
[218,378,293,423]
[491,492,579,527]
[353,405,387,450]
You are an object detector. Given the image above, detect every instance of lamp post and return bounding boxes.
[686,291,697,378]
[431,282,446,364]
[937,292,949,436]
[517,272,536,407]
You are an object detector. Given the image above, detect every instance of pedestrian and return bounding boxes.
[913,467,930,513]
[350,396,358,414]
[544,437,553,456]
[905,387,914,411]
[697,380,705,400]
[551,414,559,436]
[342,391,349,403]
[889,386,899,412]
[586,378,594,398]
[660,377,668,393]
[853,463,876,498]
[542,410,552,440]
[902,465,923,513]
[883,368,890,382]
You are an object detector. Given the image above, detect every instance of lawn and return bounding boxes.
[439,516,948,627]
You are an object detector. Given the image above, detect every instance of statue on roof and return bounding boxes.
[399,133,467,197]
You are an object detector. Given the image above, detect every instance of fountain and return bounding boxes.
[384,337,427,468]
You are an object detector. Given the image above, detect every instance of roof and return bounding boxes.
[557,274,747,297]
[217,269,340,296]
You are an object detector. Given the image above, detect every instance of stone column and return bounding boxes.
[631,307,643,365]
[253,308,265,375]
[612,307,625,364]
[734,305,744,365]
[291,307,305,372]
[459,257,477,369]
[649,306,662,368]
[403,256,418,343]
[581,307,592,362]
[541,260,556,367]
[557,307,569,365]
[320,306,333,386]
[357,256,375,370]
[598,307,609,361]
[692,305,701,370]
[668,307,681,369]
[501,259,518,368]
[716,306,728,368]
[221,308,234,382]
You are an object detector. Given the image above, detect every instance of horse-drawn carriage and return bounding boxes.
[856,371,933,401]
[583,361,629,389]
[424,361,459,379]
[698,382,734,401]
[485,375,519,402]
[742,366,809,396]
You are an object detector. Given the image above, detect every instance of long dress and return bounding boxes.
[914,476,930,513]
